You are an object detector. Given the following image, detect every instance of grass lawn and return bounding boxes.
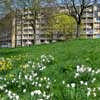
[0,39,100,67]
[0,39,100,100]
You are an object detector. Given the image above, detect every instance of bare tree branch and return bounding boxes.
[62,0,97,37]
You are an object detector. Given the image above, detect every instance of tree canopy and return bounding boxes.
[61,0,97,37]
[49,13,76,34]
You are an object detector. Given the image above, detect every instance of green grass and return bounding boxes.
[0,39,100,68]
[0,39,100,100]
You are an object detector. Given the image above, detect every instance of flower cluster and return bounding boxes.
[40,54,54,64]
[0,58,12,72]
[1,53,100,100]
[62,65,100,98]
[5,90,19,100]
[31,88,51,99]
[0,55,54,100]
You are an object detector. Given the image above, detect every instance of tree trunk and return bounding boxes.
[33,26,36,44]
[76,22,81,38]
[33,11,37,44]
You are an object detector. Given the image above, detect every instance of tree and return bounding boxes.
[49,13,76,37]
[61,0,97,38]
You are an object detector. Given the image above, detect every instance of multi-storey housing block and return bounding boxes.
[0,7,66,47]
[0,4,100,48]
[82,4,100,38]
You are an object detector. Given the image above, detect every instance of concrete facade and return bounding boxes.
[82,4,100,38]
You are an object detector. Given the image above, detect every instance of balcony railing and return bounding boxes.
[83,14,93,18]
[82,19,93,23]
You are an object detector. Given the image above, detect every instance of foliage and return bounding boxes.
[49,13,76,34]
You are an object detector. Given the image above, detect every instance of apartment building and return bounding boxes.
[82,4,100,38]
[0,7,66,47]
[15,9,35,47]
[0,4,100,48]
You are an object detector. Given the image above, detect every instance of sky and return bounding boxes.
[0,0,100,18]
[58,0,100,3]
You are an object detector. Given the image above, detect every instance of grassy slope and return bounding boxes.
[0,39,100,100]
[0,39,100,68]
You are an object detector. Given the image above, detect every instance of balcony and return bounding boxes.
[84,25,92,29]
[94,19,100,23]
[98,12,100,16]
[86,30,93,34]
[83,14,93,18]
[84,8,93,13]
[94,26,100,29]
[22,36,34,40]
[82,19,93,23]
